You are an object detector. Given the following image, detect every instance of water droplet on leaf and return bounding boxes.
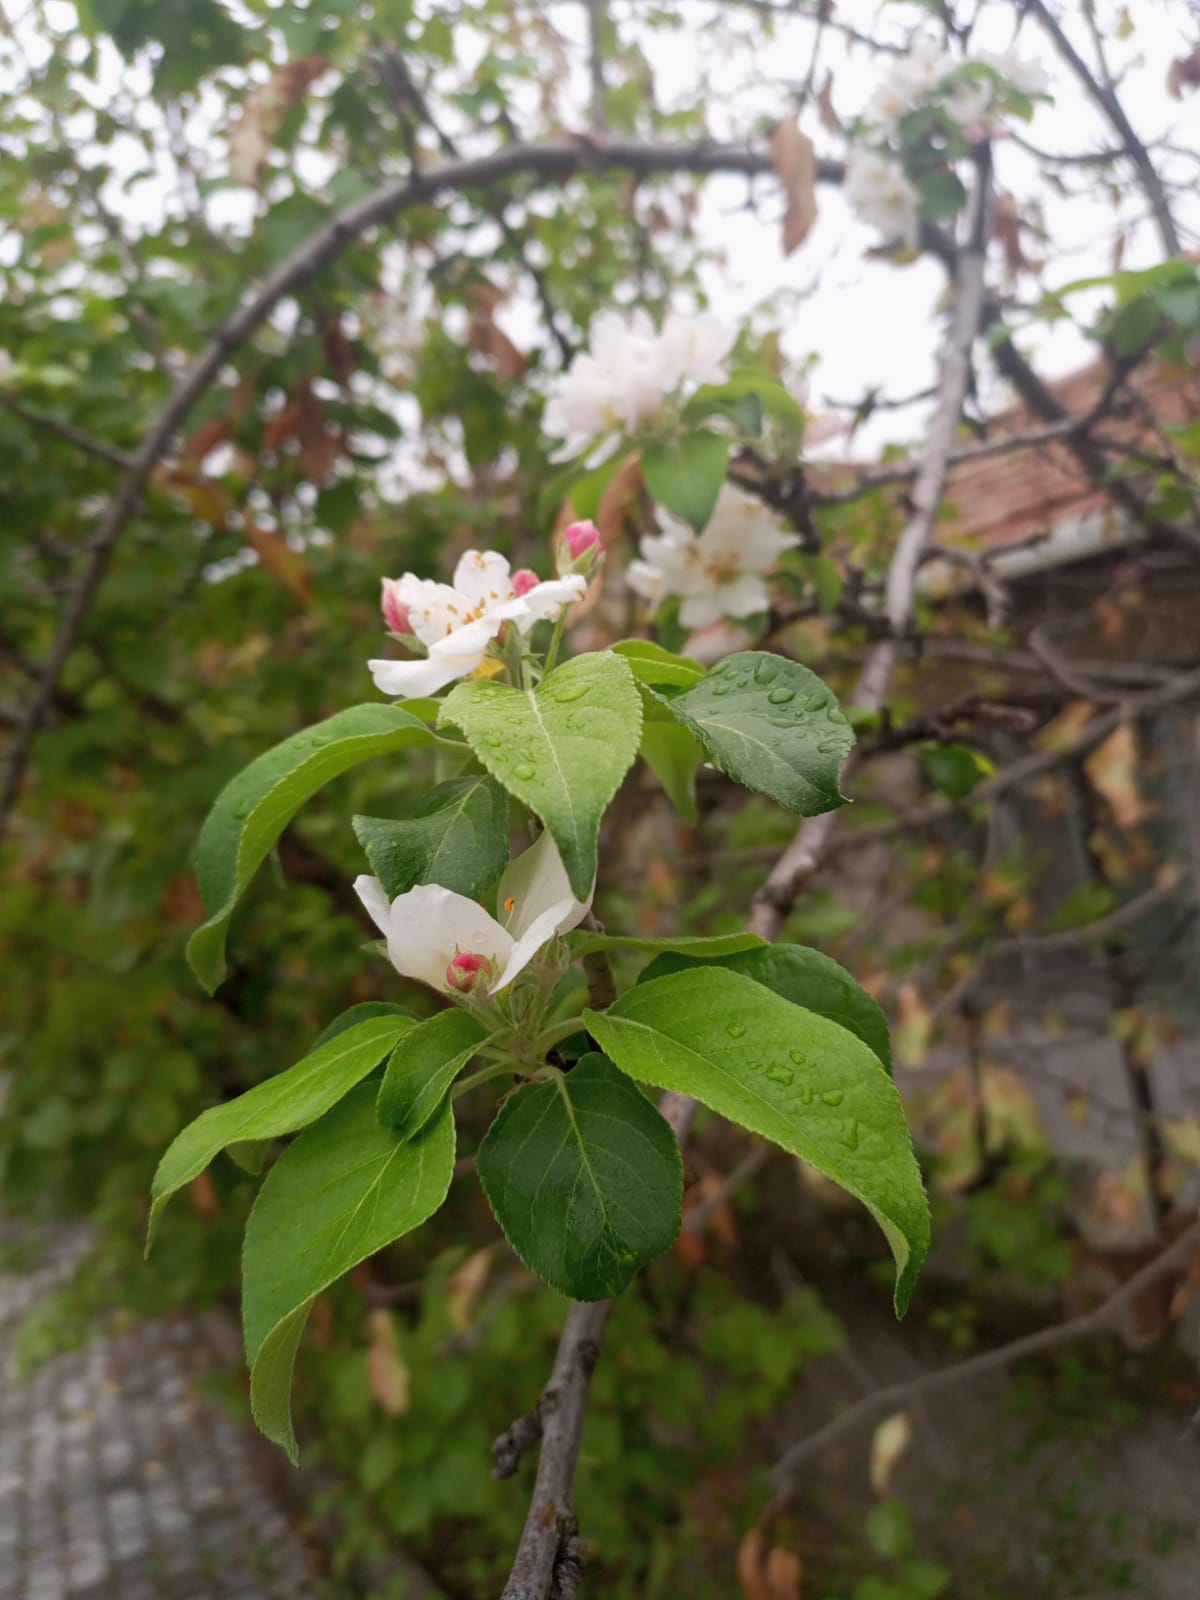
[820,1089,845,1107]
[765,1063,794,1086]
[767,686,795,705]
[514,762,536,780]
[725,1020,747,1038]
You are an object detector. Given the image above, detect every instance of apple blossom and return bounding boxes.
[542,309,735,463]
[354,829,592,997]
[843,148,921,248]
[626,483,798,629]
[862,37,947,131]
[369,550,585,700]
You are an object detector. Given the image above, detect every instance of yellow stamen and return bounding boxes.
[504,896,516,914]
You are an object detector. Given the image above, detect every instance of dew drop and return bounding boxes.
[820,1089,845,1107]
[788,1048,809,1067]
[514,762,536,780]
[552,681,587,703]
[765,1063,794,1086]
[485,733,503,748]
[798,1084,814,1105]
[725,1020,747,1039]
[710,681,732,697]
[767,686,795,705]
[754,659,779,685]
[840,1120,861,1151]
[232,800,252,820]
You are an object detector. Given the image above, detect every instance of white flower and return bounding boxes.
[657,313,737,389]
[844,147,921,248]
[354,829,592,996]
[542,309,734,463]
[863,37,947,130]
[369,549,585,700]
[977,48,1052,101]
[627,484,798,629]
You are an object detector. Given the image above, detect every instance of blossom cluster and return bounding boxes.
[542,309,735,463]
[627,484,798,629]
[369,547,586,700]
[846,42,1051,247]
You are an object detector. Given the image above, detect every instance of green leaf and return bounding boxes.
[690,369,807,432]
[612,639,707,689]
[664,652,853,816]
[311,1002,413,1050]
[641,714,704,821]
[243,1086,455,1462]
[585,969,928,1313]
[918,742,991,800]
[352,775,509,900]
[682,387,763,436]
[187,705,436,994]
[438,652,642,899]
[866,1499,913,1560]
[641,430,731,531]
[376,1009,488,1138]
[476,1053,683,1299]
[639,944,892,1071]
[570,929,765,960]
[916,170,967,222]
[147,1015,413,1247]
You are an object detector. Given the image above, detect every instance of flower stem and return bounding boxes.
[452,1060,515,1100]
[542,608,568,676]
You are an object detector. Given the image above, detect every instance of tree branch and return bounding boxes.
[748,152,993,940]
[769,1216,1200,1498]
[1024,0,1181,257]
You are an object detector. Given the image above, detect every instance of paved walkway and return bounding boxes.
[0,1221,321,1600]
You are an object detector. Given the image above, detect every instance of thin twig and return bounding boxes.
[769,1217,1200,1497]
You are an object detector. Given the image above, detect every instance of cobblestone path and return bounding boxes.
[0,1221,322,1600]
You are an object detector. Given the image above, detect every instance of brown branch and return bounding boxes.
[1024,0,1180,258]
[1,399,136,472]
[749,152,993,941]
[0,134,845,848]
[769,1216,1200,1497]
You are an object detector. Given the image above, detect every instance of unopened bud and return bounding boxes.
[381,578,414,635]
[445,950,494,994]
[511,568,541,598]
[556,520,604,578]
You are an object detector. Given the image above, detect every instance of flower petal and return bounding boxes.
[452,549,514,608]
[383,883,513,994]
[369,653,472,699]
[353,874,392,938]
[512,575,587,631]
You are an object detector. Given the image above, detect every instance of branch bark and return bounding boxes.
[748,153,993,941]
[769,1216,1200,1497]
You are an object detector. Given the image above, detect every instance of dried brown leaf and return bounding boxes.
[366,1309,410,1416]
[770,120,819,255]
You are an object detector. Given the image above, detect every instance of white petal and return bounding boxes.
[383,883,513,994]
[453,549,514,609]
[353,874,392,938]
[678,592,725,629]
[370,653,471,699]
[393,577,474,647]
[625,558,665,602]
[715,573,772,618]
[513,575,587,630]
[492,904,569,993]
[427,613,503,664]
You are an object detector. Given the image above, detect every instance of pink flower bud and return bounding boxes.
[381,578,413,635]
[511,568,541,598]
[445,951,494,994]
[564,520,600,560]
